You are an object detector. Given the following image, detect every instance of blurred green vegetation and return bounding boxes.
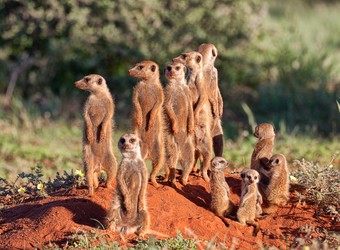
[0,0,339,137]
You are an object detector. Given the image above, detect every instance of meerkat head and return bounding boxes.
[211,156,229,172]
[241,169,260,185]
[253,123,275,139]
[74,74,107,92]
[118,133,142,159]
[172,51,203,71]
[164,62,187,82]
[128,61,159,80]
[266,154,287,170]
[198,43,218,66]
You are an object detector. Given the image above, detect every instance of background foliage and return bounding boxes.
[0,0,339,137]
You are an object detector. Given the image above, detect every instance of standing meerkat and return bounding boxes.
[163,61,195,186]
[237,169,262,236]
[74,74,117,196]
[259,154,290,214]
[198,43,224,157]
[210,156,234,227]
[105,133,150,236]
[128,61,165,187]
[251,123,276,183]
[173,51,213,182]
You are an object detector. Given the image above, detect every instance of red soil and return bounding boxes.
[0,173,338,249]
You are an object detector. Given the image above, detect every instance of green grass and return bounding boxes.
[0,116,338,182]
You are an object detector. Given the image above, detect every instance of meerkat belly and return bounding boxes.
[88,105,106,127]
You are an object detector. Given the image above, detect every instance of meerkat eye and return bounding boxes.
[212,49,216,57]
[119,138,126,144]
[175,66,180,71]
[254,176,258,180]
[84,77,89,83]
[97,78,102,85]
[241,173,245,178]
[150,65,156,72]
[129,138,136,143]
[166,66,172,71]
[275,159,279,165]
[181,54,187,59]
[138,65,144,70]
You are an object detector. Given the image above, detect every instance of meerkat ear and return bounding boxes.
[97,78,102,85]
[150,64,156,72]
[212,49,216,57]
[196,55,202,63]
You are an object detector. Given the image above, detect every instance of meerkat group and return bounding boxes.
[74,43,290,237]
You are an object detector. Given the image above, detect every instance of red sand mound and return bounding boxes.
[0,173,338,249]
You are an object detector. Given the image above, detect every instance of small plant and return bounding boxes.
[134,231,197,250]
[292,152,340,216]
[0,164,87,208]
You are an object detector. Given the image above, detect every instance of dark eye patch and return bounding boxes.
[129,138,136,143]
[241,173,245,178]
[175,66,180,71]
[138,65,144,70]
[120,138,125,144]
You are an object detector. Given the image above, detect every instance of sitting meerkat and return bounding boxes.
[237,169,262,236]
[128,61,165,187]
[173,51,213,183]
[210,156,234,227]
[259,153,290,214]
[74,74,118,196]
[105,133,149,237]
[251,123,275,184]
[163,61,195,186]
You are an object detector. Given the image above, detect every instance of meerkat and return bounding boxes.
[173,51,213,183]
[163,61,195,186]
[105,133,150,236]
[237,169,262,236]
[250,123,275,184]
[198,43,224,157]
[259,154,290,214]
[74,74,118,196]
[210,157,234,227]
[128,61,165,187]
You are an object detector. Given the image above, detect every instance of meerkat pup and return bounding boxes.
[198,43,224,157]
[74,74,117,196]
[237,169,263,236]
[173,51,213,182]
[105,133,150,236]
[259,154,290,214]
[251,123,275,183]
[128,61,165,187]
[210,157,234,227]
[163,61,195,186]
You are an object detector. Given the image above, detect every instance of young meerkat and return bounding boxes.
[237,169,263,236]
[128,61,165,187]
[173,51,213,183]
[251,123,275,184]
[198,43,224,157]
[74,74,118,196]
[259,154,290,214]
[163,61,195,186]
[210,156,234,227]
[105,133,150,236]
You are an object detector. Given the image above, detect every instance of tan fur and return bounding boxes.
[74,74,118,196]
[259,154,290,214]
[105,134,150,236]
[173,52,213,182]
[210,157,233,227]
[128,61,165,187]
[198,43,224,157]
[163,62,195,186]
[237,169,262,236]
[251,123,275,175]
